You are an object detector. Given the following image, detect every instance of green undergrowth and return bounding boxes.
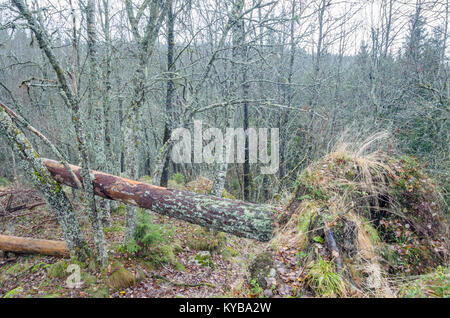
[0,176,9,186]
[120,210,177,270]
[396,266,449,298]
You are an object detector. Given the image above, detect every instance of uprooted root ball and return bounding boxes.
[250,145,448,298]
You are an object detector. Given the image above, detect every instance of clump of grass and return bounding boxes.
[305,257,346,297]
[222,246,239,261]
[47,260,68,279]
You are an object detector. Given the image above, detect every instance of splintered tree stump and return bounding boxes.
[42,159,277,242]
[0,235,69,257]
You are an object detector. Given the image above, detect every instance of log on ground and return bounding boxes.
[42,159,276,242]
[0,234,69,257]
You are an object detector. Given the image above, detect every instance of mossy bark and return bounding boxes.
[42,159,276,242]
[0,107,88,260]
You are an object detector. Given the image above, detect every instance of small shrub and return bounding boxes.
[0,177,9,187]
[248,278,263,297]
[124,210,175,269]
[172,173,185,185]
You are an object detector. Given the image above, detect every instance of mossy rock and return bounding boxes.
[193,251,215,268]
[186,226,226,252]
[107,267,136,291]
[248,251,276,290]
[221,246,239,261]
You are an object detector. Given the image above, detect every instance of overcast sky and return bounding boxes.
[1,0,448,57]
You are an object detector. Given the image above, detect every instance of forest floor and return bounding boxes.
[0,183,265,298]
[1,152,449,298]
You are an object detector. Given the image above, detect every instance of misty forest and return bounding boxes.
[0,0,448,298]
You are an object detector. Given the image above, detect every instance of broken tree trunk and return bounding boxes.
[0,235,69,257]
[42,159,276,242]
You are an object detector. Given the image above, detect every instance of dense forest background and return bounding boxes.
[0,0,448,206]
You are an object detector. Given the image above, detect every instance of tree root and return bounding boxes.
[150,273,215,288]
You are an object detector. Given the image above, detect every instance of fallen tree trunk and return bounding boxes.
[42,159,276,242]
[0,235,69,257]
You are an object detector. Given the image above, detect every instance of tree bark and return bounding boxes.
[0,235,69,257]
[42,159,276,242]
[0,106,88,259]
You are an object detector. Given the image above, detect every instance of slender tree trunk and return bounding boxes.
[101,0,117,212]
[122,0,168,242]
[159,0,175,188]
[86,0,110,226]
[0,107,88,260]
[211,0,244,197]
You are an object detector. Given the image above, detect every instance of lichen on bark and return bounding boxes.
[0,106,89,260]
